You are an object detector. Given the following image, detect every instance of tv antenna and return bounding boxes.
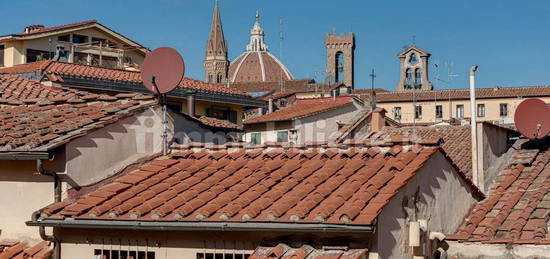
[369,68,377,110]
[279,18,286,93]
[141,47,185,155]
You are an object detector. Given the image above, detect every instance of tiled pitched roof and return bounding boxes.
[0,61,250,97]
[12,20,97,36]
[250,244,368,259]
[0,73,77,102]
[0,241,52,259]
[449,142,550,245]
[196,116,241,130]
[352,89,389,94]
[244,97,353,124]
[335,108,401,143]
[376,86,550,103]
[367,125,473,178]
[0,20,147,53]
[0,74,156,152]
[38,141,452,226]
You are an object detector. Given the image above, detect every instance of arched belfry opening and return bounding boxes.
[325,30,355,88]
[335,51,344,83]
[395,45,433,91]
[414,68,422,88]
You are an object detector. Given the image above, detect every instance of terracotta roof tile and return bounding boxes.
[249,244,368,259]
[244,97,353,124]
[0,74,155,152]
[0,241,52,259]
[37,141,481,227]
[450,141,550,245]
[367,125,474,177]
[0,61,250,97]
[196,116,241,130]
[377,86,550,102]
[9,20,97,36]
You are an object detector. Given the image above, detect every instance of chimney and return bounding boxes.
[24,24,45,33]
[371,108,386,132]
[187,94,195,117]
[268,98,274,113]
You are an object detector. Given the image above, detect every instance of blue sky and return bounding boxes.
[1,0,549,91]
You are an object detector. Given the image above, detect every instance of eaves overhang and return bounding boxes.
[27,219,374,233]
[59,76,265,107]
[0,151,53,160]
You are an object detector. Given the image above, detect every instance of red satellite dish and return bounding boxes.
[141,47,185,94]
[514,98,550,139]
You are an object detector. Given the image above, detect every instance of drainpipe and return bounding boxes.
[187,94,195,117]
[469,66,480,189]
[35,159,61,259]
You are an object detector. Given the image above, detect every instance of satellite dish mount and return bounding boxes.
[141,47,185,155]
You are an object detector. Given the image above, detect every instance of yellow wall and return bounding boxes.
[377,96,550,124]
[3,41,24,67]
[1,26,145,67]
[180,99,245,126]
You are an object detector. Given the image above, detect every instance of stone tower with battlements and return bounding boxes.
[204,0,229,84]
[325,31,355,88]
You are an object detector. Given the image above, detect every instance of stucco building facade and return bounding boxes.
[0,20,146,70]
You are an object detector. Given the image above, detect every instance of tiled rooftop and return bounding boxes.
[37,140,475,226]
[367,125,473,177]
[0,20,97,37]
[449,140,550,244]
[250,244,368,259]
[244,97,353,124]
[0,241,52,259]
[377,86,550,102]
[0,60,250,97]
[0,74,156,152]
[196,116,241,130]
[335,108,401,143]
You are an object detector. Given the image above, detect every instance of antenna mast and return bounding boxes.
[279,18,285,93]
[369,68,376,110]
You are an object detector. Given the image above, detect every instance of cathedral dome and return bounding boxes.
[228,12,294,83]
[229,51,294,83]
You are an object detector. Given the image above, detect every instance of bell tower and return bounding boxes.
[204,0,229,84]
[396,45,433,91]
[325,30,355,88]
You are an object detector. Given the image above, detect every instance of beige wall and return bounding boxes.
[296,103,361,143]
[371,151,478,259]
[56,228,371,259]
[64,107,165,187]
[447,241,550,259]
[181,99,245,126]
[378,96,550,124]
[3,41,24,67]
[243,102,363,144]
[0,160,55,241]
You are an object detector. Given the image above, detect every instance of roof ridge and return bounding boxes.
[171,137,441,151]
